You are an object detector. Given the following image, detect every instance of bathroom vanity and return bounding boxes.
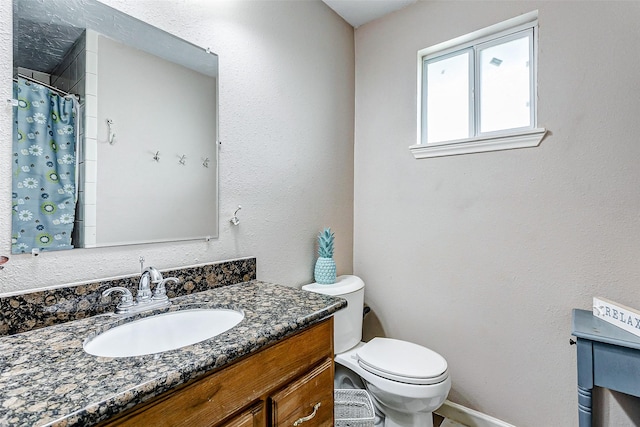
[99,319,334,427]
[0,280,345,426]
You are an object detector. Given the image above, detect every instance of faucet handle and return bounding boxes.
[152,277,180,302]
[103,287,135,312]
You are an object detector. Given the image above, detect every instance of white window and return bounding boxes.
[411,11,546,159]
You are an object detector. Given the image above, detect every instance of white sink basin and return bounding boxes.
[84,308,244,358]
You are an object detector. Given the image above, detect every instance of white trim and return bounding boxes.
[409,128,546,159]
[435,400,516,427]
[417,10,538,59]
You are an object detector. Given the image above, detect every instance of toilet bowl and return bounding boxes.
[302,275,451,427]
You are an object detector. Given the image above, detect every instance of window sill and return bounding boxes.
[409,128,547,159]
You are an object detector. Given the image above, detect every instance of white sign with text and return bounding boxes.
[593,297,640,338]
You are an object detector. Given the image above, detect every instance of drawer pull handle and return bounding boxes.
[293,402,321,426]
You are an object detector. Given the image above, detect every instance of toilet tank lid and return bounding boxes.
[302,275,364,296]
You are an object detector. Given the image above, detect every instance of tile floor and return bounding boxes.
[438,416,470,427]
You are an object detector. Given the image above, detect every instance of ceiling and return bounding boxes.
[15,0,415,74]
[14,0,217,76]
[322,0,417,28]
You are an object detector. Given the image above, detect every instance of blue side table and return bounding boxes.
[571,309,640,427]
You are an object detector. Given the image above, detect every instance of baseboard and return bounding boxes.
[435,400,516,427]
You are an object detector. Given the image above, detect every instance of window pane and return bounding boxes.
[479,34,531,133]
[426,51,470,143]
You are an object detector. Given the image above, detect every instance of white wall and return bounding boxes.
[0,0,354,294]
[96,34,218,246]
[354,1,640,426]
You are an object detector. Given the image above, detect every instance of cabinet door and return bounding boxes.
[221,402,266,427]
[270,358,334,427]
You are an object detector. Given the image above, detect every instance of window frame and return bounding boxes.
[412,11,546,159]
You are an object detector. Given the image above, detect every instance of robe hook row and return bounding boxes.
[151,152,209,167]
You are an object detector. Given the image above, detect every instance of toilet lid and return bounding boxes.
[356,338,448,385]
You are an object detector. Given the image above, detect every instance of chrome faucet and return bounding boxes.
[102,267,180,315]
[138,266,163,303]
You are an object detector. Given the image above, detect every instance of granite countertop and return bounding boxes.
[0,281,346,426]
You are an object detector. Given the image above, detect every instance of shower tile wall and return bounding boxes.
[72,29,99,248]
[83,30,99,247]
[48,32,89,248]
[16,67,51,84]
[50,32,86,100]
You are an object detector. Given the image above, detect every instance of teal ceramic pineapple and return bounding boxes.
[314,227,336,284]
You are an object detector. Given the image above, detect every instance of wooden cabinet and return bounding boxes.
[99,318,333,427]
[222,402,266,427]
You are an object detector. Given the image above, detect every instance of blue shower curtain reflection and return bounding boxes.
[12,77,77,254]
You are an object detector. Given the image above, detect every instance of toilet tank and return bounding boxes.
[302,275,364,353]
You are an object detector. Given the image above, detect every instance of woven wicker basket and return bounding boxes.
[334,389,376,427]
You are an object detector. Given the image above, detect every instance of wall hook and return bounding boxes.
[230,205,242,226]
[0,256,8,270]
[202,157,210,168]
[153,151,160,162]
[106,119,116,144]
[178,154,186,165]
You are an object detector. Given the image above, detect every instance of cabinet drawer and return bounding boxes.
[270,358,334,427]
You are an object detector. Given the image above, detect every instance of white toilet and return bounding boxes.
[303,275,451,427]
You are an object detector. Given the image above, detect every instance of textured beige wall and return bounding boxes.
[0,0,354,294]
[353,1,640,426]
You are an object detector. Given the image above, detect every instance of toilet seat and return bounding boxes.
[356,338,448,385]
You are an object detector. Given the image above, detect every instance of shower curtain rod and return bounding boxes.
[14,73,78,100]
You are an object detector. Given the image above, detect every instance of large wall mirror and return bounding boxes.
[12,0,219,254]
